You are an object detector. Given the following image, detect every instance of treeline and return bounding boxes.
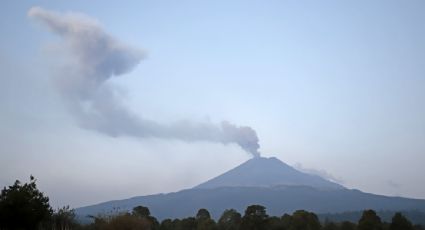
[78,205,425,230]
[318,210,425,226]
[0,176,424,230]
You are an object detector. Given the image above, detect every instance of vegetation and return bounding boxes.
[0,176,52,229]
[318,210,425,226]
[0,177,424,230]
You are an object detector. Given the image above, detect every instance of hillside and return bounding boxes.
[76,157,425,222]
[76,185,425,221]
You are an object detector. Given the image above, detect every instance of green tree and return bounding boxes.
[0,176,53,230]
[390,212,413,230]
[241,205,268,230]
[196,209,211,220]
[290,210,321,230]
[133,205,151,217]
[196,209,216,230]
[218,209,241,230]
[358,210,383,230]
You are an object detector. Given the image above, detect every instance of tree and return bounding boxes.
[218,209,241,230]
[132,205,159,230]
[0,176,53,229]
[196,209,211,220]
[413,224,425,230]
[195,209,216,230]
[133,205,151,217]
[160,219,174,230]
[267,216,285,230]
[106,212,151,230]
[51,206,79,230]
[322,220,338,230]
[390,212,413,230]
[241,205,268,230]
[340,221,356,230]
[281,213,292,229]
[290,210,321,230]
[358,210,383,230]
[177,217,196,230]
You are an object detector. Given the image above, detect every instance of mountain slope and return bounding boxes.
[196,157,343,190]
[76,186,425,221]
[75,156,425,222]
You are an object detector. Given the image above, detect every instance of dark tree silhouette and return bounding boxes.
[195,208,216,230]
[358,210,383,230]
[290,210,321,230]
[196,208,211,220]
[241,204,268,230]
[218,209,241,230]
[132,205,159,230]
[267,216,285,230]
[51,205,78,230]
[322,220,338,230]
[281,213,292,229]
[73,206,425,230]
[133,205,151,217]
[177,217,196,230]
[105,213,151,230]
[390,212,413,230]
[160,219,174,230]
[340,221,356,230]
[0,176,52,230]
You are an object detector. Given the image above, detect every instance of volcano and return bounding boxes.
[196,157,343,190]
[76,156,425,221]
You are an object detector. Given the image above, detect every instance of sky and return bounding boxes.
[1,0,425,208]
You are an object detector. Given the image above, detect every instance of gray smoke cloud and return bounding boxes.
[28,6,261,157]
[294,163,344,184]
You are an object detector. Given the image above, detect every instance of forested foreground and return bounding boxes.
[1,177,424,230]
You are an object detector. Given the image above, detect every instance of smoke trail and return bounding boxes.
[28,6,260,157]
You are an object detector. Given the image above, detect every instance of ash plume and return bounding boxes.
[28,6,260,157]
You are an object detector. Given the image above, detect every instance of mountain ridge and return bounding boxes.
[76,185,425,222]
[75,156,425,222]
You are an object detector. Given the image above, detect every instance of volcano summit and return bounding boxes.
[196,157,343,190]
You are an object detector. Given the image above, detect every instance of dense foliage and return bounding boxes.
[0,176,52,229]
[74,208,425,230]
[0,177,424,230]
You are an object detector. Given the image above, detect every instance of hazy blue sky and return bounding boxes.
[1,0,425,208]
